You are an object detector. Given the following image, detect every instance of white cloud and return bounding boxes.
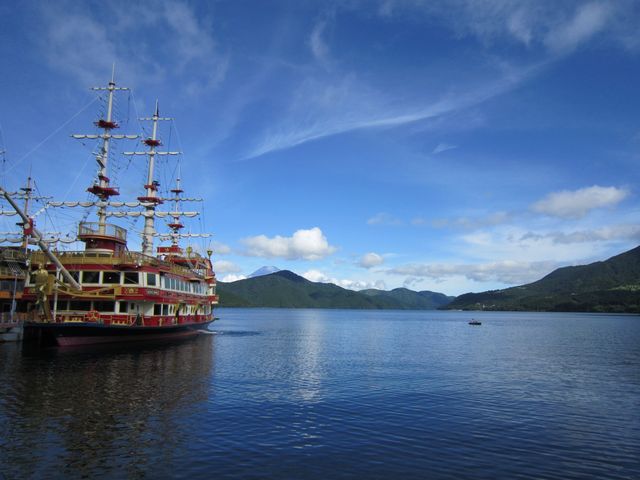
[302,269,331,283]
[213,260,242,273]
[302,269,386,291]
[531,185,629,219]
[221,274,246,283]
[358,252,384,268]
[211,241,232,255]
[241,227,337,260]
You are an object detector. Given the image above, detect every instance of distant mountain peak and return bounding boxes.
[249,266,281,278]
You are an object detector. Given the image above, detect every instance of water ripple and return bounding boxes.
[1,310,639,479]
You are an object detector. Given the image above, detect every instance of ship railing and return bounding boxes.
[78,222,127,241]
[29,250,200,277]
[0,266,26,278]
[1,249,28,262]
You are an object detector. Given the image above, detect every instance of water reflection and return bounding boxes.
[0,335,215,478]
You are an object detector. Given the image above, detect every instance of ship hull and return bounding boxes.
[23,320,214,347]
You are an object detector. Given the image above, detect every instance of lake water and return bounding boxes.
[1,309,639,479]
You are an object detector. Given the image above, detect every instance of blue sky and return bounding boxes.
[1,0,640,296]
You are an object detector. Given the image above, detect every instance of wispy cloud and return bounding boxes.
[544,2,612,54]
[244,62,539,159]
[531,185,629,219]
[367,212,404,226]
[37,1,226,93]
[309,18,331,65]
[387,259,560,286]
[432,142,458,154]
[432,211,513,229]
[520,224,640,245]
[377,0,621,52]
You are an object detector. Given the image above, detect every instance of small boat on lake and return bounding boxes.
[468,319,481,325]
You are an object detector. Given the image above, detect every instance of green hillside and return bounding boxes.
[360,287,454,310]
[216,270,453,309]
[445,246,640,313]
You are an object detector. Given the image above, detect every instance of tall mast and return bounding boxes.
[20,176,32,250]
[124,102,180,256]
[72,67,136,235]
[168,175,185,250]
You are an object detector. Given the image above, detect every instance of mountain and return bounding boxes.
[360,287,454,310]
[445,246,640,313]
[216,270,453,309]
[249,266,281,278]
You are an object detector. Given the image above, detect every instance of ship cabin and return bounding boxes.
[23,221,218,327]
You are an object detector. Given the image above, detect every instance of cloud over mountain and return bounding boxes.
[241,227,337,260]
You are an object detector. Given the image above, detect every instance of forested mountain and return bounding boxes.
[445,246,640,313]
[217,270,453,309]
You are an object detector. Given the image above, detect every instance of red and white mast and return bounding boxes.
[72,66,137,236]
[168,175,185,250]
[124,101,180,256]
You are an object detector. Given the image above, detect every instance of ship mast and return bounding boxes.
[20,176,32,250]
[72,66,136,236]
[168,175,185,250]
[123,101,180,256]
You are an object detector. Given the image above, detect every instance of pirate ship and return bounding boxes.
[0,71,218,346]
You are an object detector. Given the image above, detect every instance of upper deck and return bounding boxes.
[29,249,214,281]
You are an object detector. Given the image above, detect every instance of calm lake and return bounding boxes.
[1,309,639,479]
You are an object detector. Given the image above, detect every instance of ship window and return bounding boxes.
[146,273,157,286]
[154,304,162,315]
[68,271,80,283]
[93,301,115,312]
[82,271,100,284]
[129,303,136,313]
[69,301,91,311]
[124,272,139,285]
[103,271,120,284]
[162,304,169,315]
[57,300,69,310]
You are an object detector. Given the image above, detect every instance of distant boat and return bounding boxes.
[468,319,481,325]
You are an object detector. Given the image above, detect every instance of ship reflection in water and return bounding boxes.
[0,335,214,478]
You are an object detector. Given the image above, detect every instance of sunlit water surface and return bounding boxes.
[1,309,639,479]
